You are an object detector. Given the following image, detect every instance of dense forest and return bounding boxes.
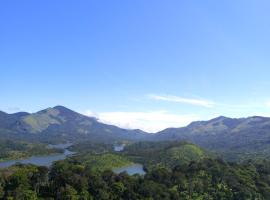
[66,141,209,172]
[122,141,209,169]
[1,158,270,199]
[2,140,270,199]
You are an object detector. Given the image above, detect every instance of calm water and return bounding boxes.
[114,144,125,152]
[47,142,73,149]
[0,142,146,176]
[113,144,146,175]
[0,143,74,168]
[113,163,146,175]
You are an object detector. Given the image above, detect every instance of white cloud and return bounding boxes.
[266,101,270,108]
[148,94,215,108]
[85,110,199,133]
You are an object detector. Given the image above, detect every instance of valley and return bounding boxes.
[1,106,270,199]
[2,0,269,199]
[2,106,270,163]
[1,140,270,199]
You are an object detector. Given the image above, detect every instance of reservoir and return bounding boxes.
[0,142,146,176]
[113,143,145,175]
[0,143,74,168]
[113,163,146,175]
[113,143,125,152]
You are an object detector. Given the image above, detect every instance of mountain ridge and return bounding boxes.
[155,115,270,161]
[2,106,270,136]
[2,106,270,160]
[0,106,150,143]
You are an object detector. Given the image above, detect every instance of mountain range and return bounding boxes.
[0,106,149,143]
[1,106,270,160]
[156,116,270,160]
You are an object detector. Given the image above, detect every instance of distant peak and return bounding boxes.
[249,116,268,119]
[212,116,229,120]
[190,116,229,124]
[245,116,270,122]
[53,105,69,110]
[52,105,79,114]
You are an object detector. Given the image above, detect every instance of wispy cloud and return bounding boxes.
[85,110,199,133]
[148,94,215,108]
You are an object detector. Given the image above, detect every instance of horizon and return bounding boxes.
[2,1,270,132]
[1,105,269,133]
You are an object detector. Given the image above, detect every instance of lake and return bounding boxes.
[113,144,145,175]
[0,142,146,176]
[113,163,146,175]
[0,143,74,168]
[113,143,125,152]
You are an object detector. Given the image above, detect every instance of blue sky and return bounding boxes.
[1,0,270,132]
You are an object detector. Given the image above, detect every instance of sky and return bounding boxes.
[1,0,270,132]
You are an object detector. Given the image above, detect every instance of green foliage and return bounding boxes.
[123,141,208,169]
[59,185,79,200]
[0,140,64,161]
[1,158,270,199]
[2,139,270,199]
[69,142,113,154]
[157,116,270,162]
[73,153,132,172]
[22,108,63,133]
[0,106,149,143]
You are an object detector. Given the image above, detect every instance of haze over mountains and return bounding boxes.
[1,105,270,160]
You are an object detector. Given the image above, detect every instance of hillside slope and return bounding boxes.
[0,106,149,143]
[123,141,208,168]
[156,116,270,161]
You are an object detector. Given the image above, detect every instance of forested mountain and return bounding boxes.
[2,106,270,161]
[156,116,270,161]
[0,106,149,143]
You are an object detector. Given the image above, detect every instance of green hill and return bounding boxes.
[156,116,270,162]
[123,141,208,169]
[73,153,132,172]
